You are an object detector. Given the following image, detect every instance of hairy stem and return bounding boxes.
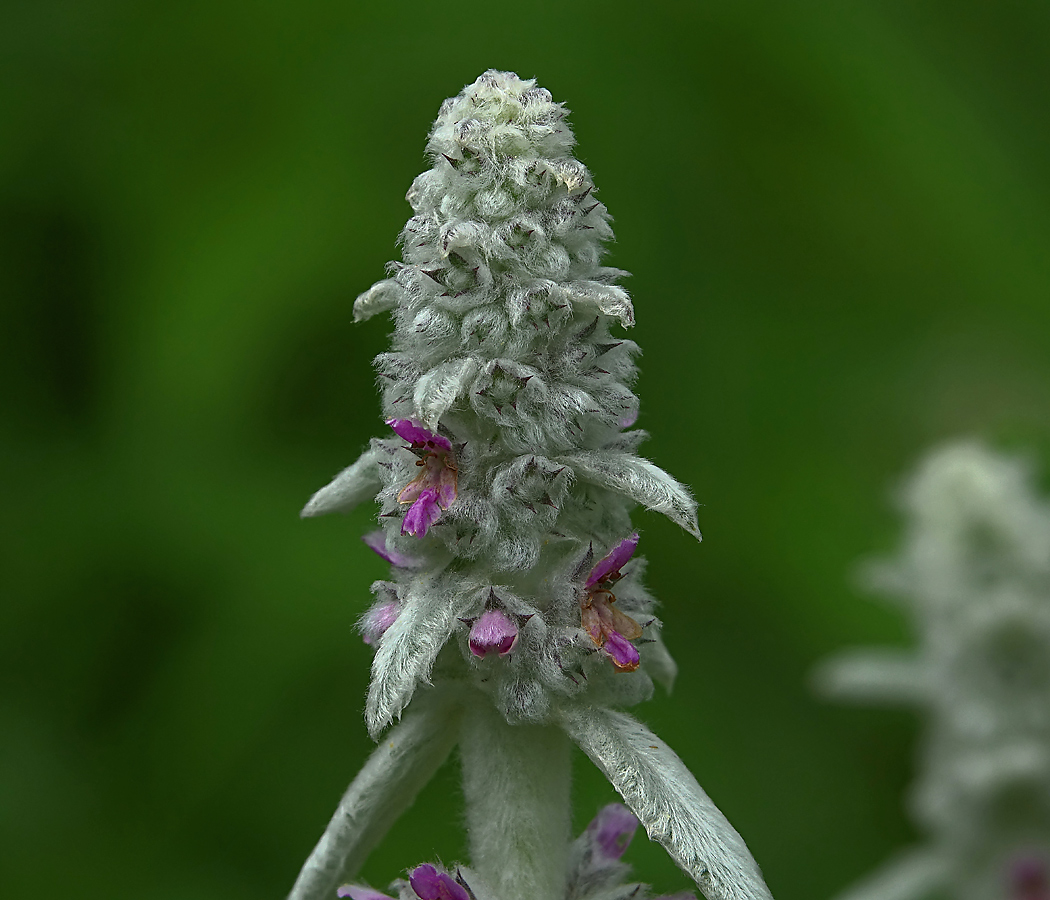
[459,699,572,900]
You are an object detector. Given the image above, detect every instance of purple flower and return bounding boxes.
[338,865,471,900]
[337,887,395,900]
[362,529,419,568]
[388,419,458,538]
[585,533,639,589]
[468,609,519,657]
[360,599,400,645]
[585,803,639,863]
[409,864,471,900]
[1011,854,1050,900]
[602,631,641,671]
[581,535,643,672]
[388,418,452,452]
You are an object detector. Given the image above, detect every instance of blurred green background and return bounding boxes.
[3,1,1050,898]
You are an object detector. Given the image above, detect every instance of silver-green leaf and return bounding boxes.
[559,705,773,900]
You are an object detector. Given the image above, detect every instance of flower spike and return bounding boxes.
[293,71,771,900]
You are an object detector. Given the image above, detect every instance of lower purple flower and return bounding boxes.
[363,529,419,568]
[1011,854,1050,900]
[401,485,446,537]
[337,864,470,900]
[581,535,644,672]
[586,803,639,863]
[468,609,519,657]
[602,632,641,671]
[409,864,470,900]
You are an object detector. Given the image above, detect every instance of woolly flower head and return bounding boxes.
[819,441,1050,900]
[302,70,698,735]
[290,71,774,900]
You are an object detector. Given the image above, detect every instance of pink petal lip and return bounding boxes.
[387,418,452,452]
[402,488,444,537]
[603,630,640,672]
[585,533,640,589]
[435,466,457,508]
[362,530,418,568]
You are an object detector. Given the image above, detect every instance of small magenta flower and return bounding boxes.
[388,419,457,538]
[581,534,644,672]
[409,864,471,900]
[468,609,520,657]
[362,529,419,568]
[337,864,470,900]
[360,599,400,646]
[585,803,638,864]
[1010,855,1050,900]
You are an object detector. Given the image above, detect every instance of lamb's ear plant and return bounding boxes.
[289,70,773,900]
[818,441,1050,900]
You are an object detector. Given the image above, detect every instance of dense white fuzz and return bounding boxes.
[560,706,773,900]
[563,451,702,540]
[294,71,771,900]
[354,278,405,323]
[821,441,1050,900]
[412,356,479,428]
[301,69,699,722]
[301,449,381,517]
[366,576,471,738]
[288,687,463,900]
[460,700,572,900]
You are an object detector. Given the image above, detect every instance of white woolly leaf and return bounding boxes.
[413,357,478,429]
[564,451,701,540]
[286,687,463,900]
[564,281,635,328]
[366,581,465,738]
[831,849,948,900]
[354,278,404,322]
[301,450,381,518]
[559,706,773,900]
[814,651,930,707]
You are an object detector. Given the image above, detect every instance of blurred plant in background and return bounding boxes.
[819,442,1050,900]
